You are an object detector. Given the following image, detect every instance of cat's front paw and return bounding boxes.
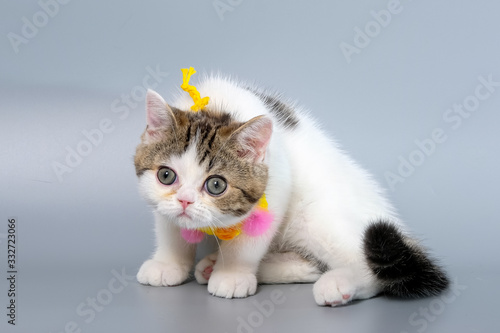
[194,253,218,284]
[137,259,189,287]
[207,270,257,298]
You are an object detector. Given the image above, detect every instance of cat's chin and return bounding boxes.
[155,210,210,229]
[159,212,243,231]
[174,215,199,228]
[154,203,247,230]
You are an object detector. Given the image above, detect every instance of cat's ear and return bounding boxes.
[144,89,176,143]
[230,115,273,162]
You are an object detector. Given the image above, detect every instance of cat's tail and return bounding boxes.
[363,221,449,298]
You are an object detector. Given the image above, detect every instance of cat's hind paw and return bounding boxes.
[207,270,257,298]
[313,269,357,307]
[137,259,189,287]
[313,268,379,307]
[194,253,218,284]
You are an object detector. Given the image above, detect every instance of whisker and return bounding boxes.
[186,210,224,266]
[206,220,224,267]
[211,215,225,228]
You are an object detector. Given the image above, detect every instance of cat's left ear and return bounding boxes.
[230,115,272,162]
[144,89,176,143]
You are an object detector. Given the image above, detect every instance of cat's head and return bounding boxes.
[134,89,272,230]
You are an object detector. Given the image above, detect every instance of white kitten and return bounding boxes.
[134,76,448,306]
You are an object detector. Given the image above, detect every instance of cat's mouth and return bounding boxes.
[178,212,191,219]
[175,213,212,230]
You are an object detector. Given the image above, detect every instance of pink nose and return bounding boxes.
[178,199,193,210]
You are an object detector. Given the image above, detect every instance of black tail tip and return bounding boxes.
[364,221,449,298]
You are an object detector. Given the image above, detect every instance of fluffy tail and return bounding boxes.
[363,221,449,298]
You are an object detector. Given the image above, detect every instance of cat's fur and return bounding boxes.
[135,76,448,306]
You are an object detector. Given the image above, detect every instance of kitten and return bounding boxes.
[134,76,448,306]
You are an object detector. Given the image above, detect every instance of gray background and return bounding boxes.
[1,0,499,332]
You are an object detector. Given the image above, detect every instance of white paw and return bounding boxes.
[207,270,257,298]
[194,253,218,285]
[137,259,189,287]
[313,269,357,306]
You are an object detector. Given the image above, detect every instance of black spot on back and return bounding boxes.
[247,88,299,129]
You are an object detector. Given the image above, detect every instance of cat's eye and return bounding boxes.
[157,167,177,185]
[205,176,227,196]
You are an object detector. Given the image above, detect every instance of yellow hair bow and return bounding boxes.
[180,67,209,112]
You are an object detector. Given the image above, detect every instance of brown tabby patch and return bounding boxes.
[134,107,269,217]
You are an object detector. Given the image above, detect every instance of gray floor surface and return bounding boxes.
[2,264,497,333]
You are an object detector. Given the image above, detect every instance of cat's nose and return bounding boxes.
[178,199,193,210]
[177,188,196,210]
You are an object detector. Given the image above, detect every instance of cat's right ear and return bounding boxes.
[144,89,176,143]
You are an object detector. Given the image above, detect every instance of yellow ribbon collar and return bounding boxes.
[198,194,269,240]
